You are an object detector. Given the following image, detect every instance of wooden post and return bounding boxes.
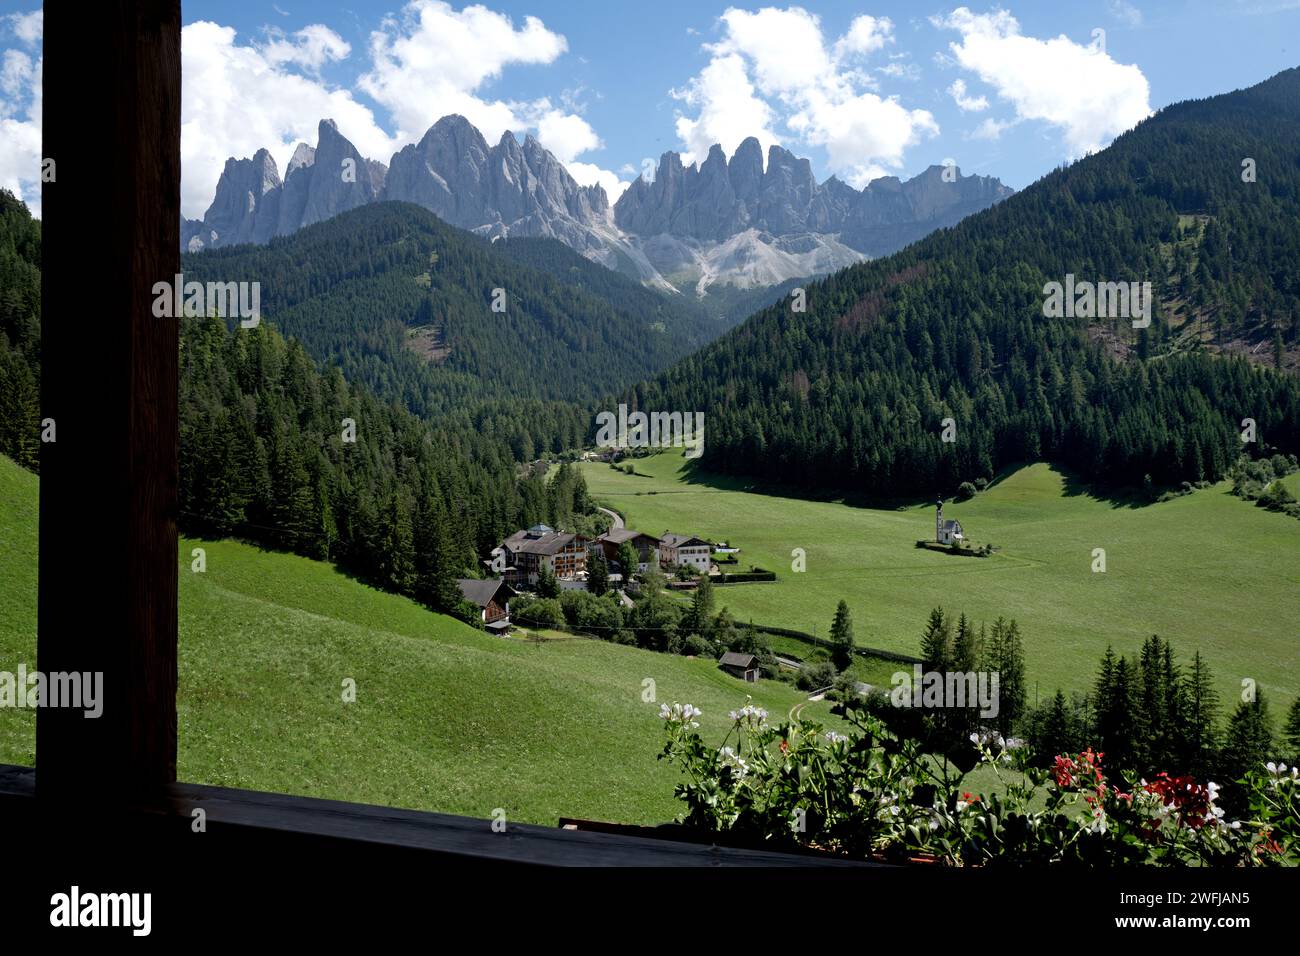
[36,1,181,799]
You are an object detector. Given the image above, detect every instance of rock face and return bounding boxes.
[183,115,1012,294]
[184,120,381,252]
[385,115,611,255]
[613,138,1012,254]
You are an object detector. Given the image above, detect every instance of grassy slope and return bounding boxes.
[0,457,37,764]
[0,456,808,823]
[581,455,1300,711]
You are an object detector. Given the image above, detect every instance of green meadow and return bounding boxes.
[580,454,1300,712]
[0,455,813,824]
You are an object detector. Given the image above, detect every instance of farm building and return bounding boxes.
[456,578,514,634]
[719,651,760,683]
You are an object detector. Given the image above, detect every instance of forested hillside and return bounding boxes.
[0,191,40,471]
[179,313,597,616]
[618,68,1300,495]
[180,202,716,426]
[0,188,602,619]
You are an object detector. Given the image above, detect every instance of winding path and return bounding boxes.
[597,506,624,530]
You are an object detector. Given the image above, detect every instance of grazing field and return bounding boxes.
[581,454,1300,711]
[0,456,37,766]
[0,456,813,824]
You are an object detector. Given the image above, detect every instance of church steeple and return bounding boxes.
[936,498,944,543]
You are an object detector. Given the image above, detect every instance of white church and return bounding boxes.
[935,499,964,545]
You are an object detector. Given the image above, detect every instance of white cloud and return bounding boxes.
[178,4,628,218]
[673,6,937,186]
[180,20,401,219]
[969,116,1016,140]
[534,108,601,164]
[259,24,351,74]
[0,9,41,215]
[356,1,623,203]
[879,60,921,81]
[933,6,1151,157]
[947,78,988,112]
[835,14,893,57]
[6,9,41,46]
[566,161,630,202]
[673,52,781,166]
[358,0,567,144]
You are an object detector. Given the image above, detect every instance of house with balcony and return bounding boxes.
[500,524,590,586]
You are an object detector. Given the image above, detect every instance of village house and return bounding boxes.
[936,500,964,545]
[498,524,589,586]
[591,529,660,573]
[659,532,712,573]
[718,651,760,683]
[456,578,514,634]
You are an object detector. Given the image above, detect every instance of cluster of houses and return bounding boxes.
[456,523,715,636]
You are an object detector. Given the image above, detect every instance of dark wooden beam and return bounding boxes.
[0,765,871,867]
[37,1,181,798]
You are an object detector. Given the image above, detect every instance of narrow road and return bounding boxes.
[597,506,624,530]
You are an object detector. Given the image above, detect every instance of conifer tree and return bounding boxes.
[688,575,715,638]
[920,607,953,673]
[536,562,560,599]
[1221,688,1275,785]
[587,549,609,596]
[1284,697,1300,765]
[987,617,1027,738]
[1182,651,1221,780]
[829,599,855,672]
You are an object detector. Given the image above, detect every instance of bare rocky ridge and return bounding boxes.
[182,114,1012,295]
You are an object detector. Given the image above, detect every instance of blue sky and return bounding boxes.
[2,1,1299,218]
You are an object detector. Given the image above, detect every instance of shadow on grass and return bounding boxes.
[668,454,1166,511]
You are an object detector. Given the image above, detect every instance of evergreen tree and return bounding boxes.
[1093,648,1141,772]
[1034,689,1077,762]
[1182,651,1221,780]
[1284,696,1300,765]
[536,562,560,599]
[687,575,715,638]
[376,491,417,595]
[587,549,609,596]
[414,493,463,613]
[987,617,1027,739]
[1220,688,1275,786]
[920,607,953,673]
[829,599,855,671]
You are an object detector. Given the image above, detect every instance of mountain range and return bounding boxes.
[182,115,1011,296]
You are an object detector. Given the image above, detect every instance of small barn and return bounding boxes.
[456,578,514,634]
[719,651,760,683]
